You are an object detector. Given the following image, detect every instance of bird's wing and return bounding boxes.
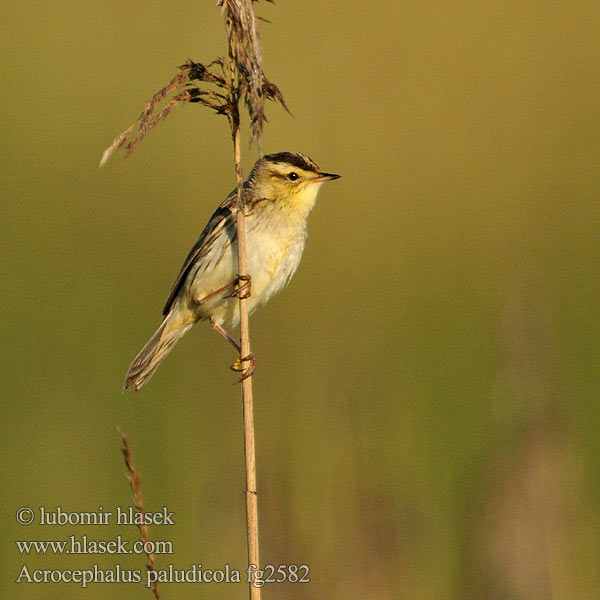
[162,191,237,316]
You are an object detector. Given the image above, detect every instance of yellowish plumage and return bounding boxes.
[124,152,340,390]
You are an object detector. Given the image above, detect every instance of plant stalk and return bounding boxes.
[229,66,261,600]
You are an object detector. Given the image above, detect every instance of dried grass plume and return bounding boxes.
[121,433,160,600]
[100,0,287,167]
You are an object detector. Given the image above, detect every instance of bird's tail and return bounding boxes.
[124,307,193,391]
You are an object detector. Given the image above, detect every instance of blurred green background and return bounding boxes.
[2,1,599,598]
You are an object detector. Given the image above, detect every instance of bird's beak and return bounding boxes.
[312,172,341,183]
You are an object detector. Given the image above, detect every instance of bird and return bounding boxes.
[124,151,340,391]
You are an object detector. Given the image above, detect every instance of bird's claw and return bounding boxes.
[229,274,251,300]
[230,352,256,380]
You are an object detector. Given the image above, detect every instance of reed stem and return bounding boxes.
[229,51,261,600]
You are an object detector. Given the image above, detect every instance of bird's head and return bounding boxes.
[247,152,340,213]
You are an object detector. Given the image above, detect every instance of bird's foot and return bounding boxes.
[229,274,251,300]
[230,352,256,380]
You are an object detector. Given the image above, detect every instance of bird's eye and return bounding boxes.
[287,172,299,181]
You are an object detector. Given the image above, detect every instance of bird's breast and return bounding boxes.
[245,220,307,306]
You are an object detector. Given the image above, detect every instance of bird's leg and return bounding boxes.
[196,281,236,306]
[196,274,251,306]
[228,274,251,299]
[209,317,256,380]
[210,317,241,352]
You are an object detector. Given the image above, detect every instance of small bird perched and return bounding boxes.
[124,152,340,391]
